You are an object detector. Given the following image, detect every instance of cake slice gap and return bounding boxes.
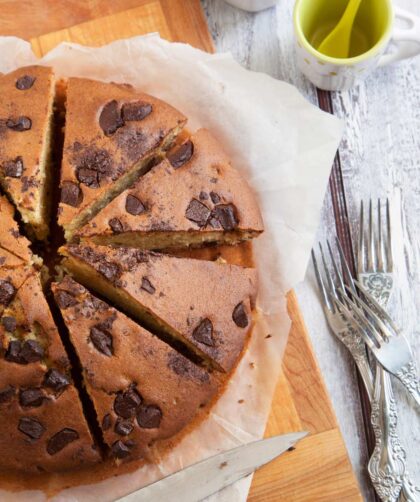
[59,243,257,373]
[58,77,187,240]
[52,276,223,463]
[0,66,55,241]
[75,128,264,249]
[0,270,101,472]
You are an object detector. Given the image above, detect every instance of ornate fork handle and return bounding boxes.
[395,361,420,408]
[368,366,406,502]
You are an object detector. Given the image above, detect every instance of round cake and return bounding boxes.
[0,66,264,477]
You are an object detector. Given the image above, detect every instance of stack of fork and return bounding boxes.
[312,199,420,502]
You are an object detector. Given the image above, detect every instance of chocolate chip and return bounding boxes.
[18,417,45,440]
[77,168,99,188]
[210,191,221,204]
[114,419,133,436]
[5,340,23,363]
[19,388,46,408]
[109,218,124,234]
[213,204,239,231]
[6,116,31,131]
[47,428,79,455]
[99,100,124,136]
[111,440,132,459]
[192,318,214,346]
[16,75,36,90]
[44,369,70,391]
[55,290,77,309]
[137,404,162,429]
[125,194,146,216]
[0,385,15,403]
[102,413,112,431]
[20,340,44,363]
[98,261,121,282]
[168,140,194,169]
[2,316,17,332]
[90,325,113,356]
[2,157,24,178]
[121,101,152,121]
[74,148,113,188]
[0,280,16,305]
[199,191,209,201]
[185,199,211,227]
[60,181,83,207]
[114,387,142,419]
[140,277,155,295]
[232,302,249,328]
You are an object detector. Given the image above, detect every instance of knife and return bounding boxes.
[119,431,308,502]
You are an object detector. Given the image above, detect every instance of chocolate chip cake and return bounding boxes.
[0,66,55,240]
[0,271,100,472]
[52,276,222,463]
[0,70,264,480]
[75,128,264,249]
[58,78,187,240]
[59,244,257,373]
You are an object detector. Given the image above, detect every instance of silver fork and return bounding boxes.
[312,244,414,501]
[356,198,419,501]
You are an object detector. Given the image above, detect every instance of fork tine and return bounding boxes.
[332,296,376,350]
[319,243,338,306]
[311,249,333,312]
[386,198,393,272]
[358,200,365,274]
[353,279,399,335]
[326,240,346,293]
[338,289,384,346]
[368,198,375,271]
[377,198,384,272]
[335,237,357,294]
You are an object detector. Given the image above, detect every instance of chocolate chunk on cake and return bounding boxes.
[0,271,100,472]
[52,276,222,463]
[0,196,35,264]
[58,78,187,240]
[0,66,55,240]
[60,244,257,372]
[76,128,264,249]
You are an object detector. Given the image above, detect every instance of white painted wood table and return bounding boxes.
[202,1,420,500]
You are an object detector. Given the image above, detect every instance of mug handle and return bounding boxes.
[379,6,420,67]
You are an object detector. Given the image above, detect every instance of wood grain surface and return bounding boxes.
[0,1,362,500]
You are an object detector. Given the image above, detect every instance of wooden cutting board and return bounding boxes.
[0,1,361,500]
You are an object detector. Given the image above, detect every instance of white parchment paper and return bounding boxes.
[0,35,343,502]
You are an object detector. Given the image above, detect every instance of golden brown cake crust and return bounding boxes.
[52,276,222,463]
[61,244,258,373]
[58,78,187,237]
[0,272,100,473]
[0,66,55,240]
[0,195,33,263]
[76,128,264,247]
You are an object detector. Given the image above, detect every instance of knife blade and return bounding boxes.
[119,431,307,502]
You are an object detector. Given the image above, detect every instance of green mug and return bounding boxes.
[293,0,420,90]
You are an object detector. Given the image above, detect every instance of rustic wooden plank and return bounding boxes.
[31,2,171,57]
[249,428,362,502]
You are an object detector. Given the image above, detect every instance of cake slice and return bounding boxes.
[0,271,100,472]
[52,276,222,463]
[58,78,187,240]
[0,66,55,240]
[75,128,264,249]
[0,195,35,264]
[60,244,257,372]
